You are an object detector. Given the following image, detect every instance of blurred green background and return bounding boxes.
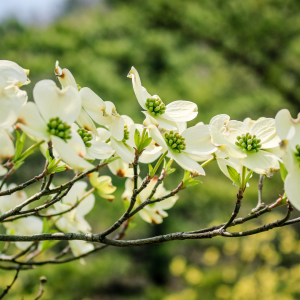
[1,0,300,299]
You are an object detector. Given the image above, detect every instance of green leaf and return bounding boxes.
[148,164,154,177]
[52,166,67,173]
[165,168,176,175]
[46,149,52,163]
[185,180,201,187]
[245,170,253,185]
[183,171,191,183]
[134,129,141,148]
[13,131,26,161]
[227,165,242,188]
[142,137,152,149]
[279,161,288,182]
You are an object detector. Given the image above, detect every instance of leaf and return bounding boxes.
[148,164,154,177]
[165,168,176,175]
[134,129,141,148]
[142,137,152,149]
[185,180,202,187]
[46,149,52,163]
[52,166,67,173]
[227,165,242,188]
[245,170,253,185]
[279,161,288,182]
[13,131,26,161]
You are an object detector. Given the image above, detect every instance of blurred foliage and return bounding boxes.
[1,0,300,299]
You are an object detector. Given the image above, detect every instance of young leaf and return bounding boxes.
[227,166,242,188]
[148,164,154,177]
[134,129,141,148]
[279,161,288,182]
[142,137,152,149]
[245,170,253,185]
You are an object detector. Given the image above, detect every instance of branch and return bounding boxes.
[33,277,47,300]
[221,189,244,231]
[0,267,20,299]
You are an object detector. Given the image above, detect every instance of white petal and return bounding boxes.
[52,135,94,171]
[275,109,300,140]
[110,138,135,164]
[250,118,277,144]
[0,130,14,160]
[108,117,124,141]
[182,124,217,156]
[127,67,147,109]
[239,150,279,175]
[209,114,230,130]
[76,108,97,135]
[164,101,198,122]
[0,60,29,89]
[168,151,205,176]
[143,111,177,131]
[0,91,27,129]
[76,193,95,216]
[33,80,81,123]
[285,167,300,211]
[108,158,134,177]
[87,141,115,160]
[17,102,49,141]
[96,128,111,142]
[69,240,94,257]
[63,181,87,206]
[147,125,168,149]
[67,128,87,157]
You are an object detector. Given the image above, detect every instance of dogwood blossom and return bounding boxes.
[128,67,198,130]
[146,122,217,175]
[275,109,300,210]
[17,80,94,171]
[211,115,280,175]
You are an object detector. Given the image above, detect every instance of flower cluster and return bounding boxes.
[0,59,299,255]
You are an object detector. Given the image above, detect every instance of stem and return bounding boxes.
[241,166,247,191]
[201,155,216,168]
[0,267,20,299]
[151,151,168,177]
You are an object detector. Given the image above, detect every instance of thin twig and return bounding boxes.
[221,189,244,231]
[0,267,20,299]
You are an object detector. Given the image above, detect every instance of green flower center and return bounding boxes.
[122,125,130,143]
[295,145,300,163]
[165,131,186,153]
[77,128,93,148]
[47,117,71,141]
[145,97,166,116]
[235,133,262,153]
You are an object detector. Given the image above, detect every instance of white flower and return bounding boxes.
[211,115,280,175]
[147,123,217,175]
[89,173,116,201]
[79,87,124,139]
[275,109,300,210]
[0,60,30,129]
[55,61,98,135]
[0,185,43,250]
[122,176,178,224]
[69,124,115,161]
[108,158,134,178]
[127,67,198,130]
[0,129,14,176]
[50,181,95,233]
[17,80,94,171]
